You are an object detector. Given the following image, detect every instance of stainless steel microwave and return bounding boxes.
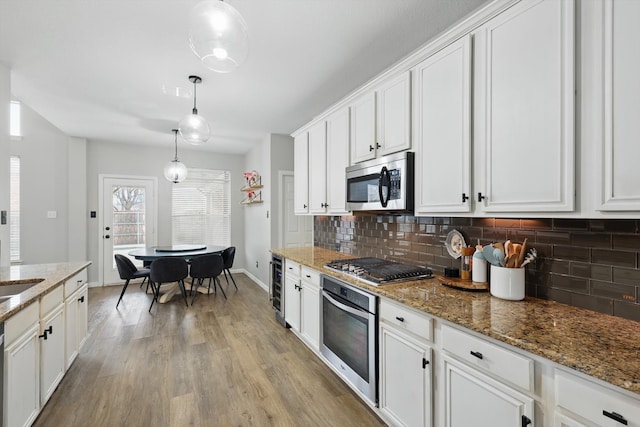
[345,151,414,212]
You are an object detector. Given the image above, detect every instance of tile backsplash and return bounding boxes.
[314,214,640,322]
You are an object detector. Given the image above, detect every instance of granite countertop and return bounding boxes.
[0,262,92,322]
[272,246,640,396]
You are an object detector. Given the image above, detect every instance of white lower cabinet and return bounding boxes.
[284,260,301,332]
[3,267,90,427]
[555,368,640,427]
[443,357,534,427]
[65,271,88,369]
[299,267,320,351]
[379,298,433,427]
[4,303,40,427]
[440,324,534,427]
[379,323,432,427]
[39,286,66,405]
[284,261,321,352]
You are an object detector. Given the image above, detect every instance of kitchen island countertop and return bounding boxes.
[272,246,640,396]
[0,261,91,321]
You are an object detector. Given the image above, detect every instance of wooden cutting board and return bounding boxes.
[437,275,489,291]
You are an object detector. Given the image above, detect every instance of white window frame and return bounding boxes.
[10,155,20,263]
[10,100,22,139]
[171,168,231,247]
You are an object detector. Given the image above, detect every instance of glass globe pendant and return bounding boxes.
[164,129,188,183]
[188,0,249,73]
[179,75,210,145]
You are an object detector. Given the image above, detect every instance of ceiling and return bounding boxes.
[0,0,489,154]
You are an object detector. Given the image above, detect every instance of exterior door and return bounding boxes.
[100,176,156,285]
[280,172,312,248]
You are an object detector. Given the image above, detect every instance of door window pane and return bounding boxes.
[112,186,146,267]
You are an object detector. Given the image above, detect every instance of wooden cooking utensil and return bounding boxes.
[516,238,528,267]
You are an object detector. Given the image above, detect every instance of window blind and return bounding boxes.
[10,156,20,262]
[171,168,231,247]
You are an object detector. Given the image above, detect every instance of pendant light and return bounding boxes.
[164,129,188,183]
[188,0,249,73]
[178,75,210,145]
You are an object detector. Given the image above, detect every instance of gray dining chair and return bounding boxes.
[148,257,189,311]
[221,246,237,290]
[114,254,150,309]
[189,253,226,304]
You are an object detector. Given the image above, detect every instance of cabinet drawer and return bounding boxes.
[284,260,301,278]
[556,369,640,426]
[40,285,63,317]
[5,301,39,346]
[300,266,320,288]
[379,298,433,341]
[64,269,87,298]
[441,324,533,392]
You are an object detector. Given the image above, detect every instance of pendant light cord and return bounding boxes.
[192,79,198,115]
[173,129,179,161]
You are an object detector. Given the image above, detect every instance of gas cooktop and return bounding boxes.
[324,257,433,286]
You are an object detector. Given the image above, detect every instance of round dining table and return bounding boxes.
[129,244,227,303]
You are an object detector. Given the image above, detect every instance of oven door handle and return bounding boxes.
[323,291,369,320]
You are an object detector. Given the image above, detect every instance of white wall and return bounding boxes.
[0,64,10,266]
[243,135,271,287]
[10,102,70,264]
[86,139,246,284]
[269,134,294,248]
[243,133,294,288]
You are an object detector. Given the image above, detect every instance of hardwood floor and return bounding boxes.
[33,275,386,427]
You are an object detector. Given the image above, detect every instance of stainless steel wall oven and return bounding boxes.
[320,275,378,405]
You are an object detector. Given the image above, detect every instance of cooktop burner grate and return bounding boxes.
[324,257,433,285]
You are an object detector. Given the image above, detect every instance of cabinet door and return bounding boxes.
[350,91,377,164]
[308,121,328,214]
[599,0,640,210]
[300,281,320,351]
[380,323,432,427]
[475,0,575,212]
[377,70,411,157]
[40,305,66,405]
[443,358,534,427]
[76,285,89,350]
[284,275,300,331]
[294,132,309,214]
[5,324,40,427]
[326,107,350,214]
[414,35,472,214]
[65,292,79,368]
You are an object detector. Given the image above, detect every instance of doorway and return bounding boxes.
[279,171,312,248]
[99,175,157,285]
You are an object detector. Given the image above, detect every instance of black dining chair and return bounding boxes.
[114,254,150,309]
[148,257,189,312]
[189,253,226,304]
[221,246,237,290]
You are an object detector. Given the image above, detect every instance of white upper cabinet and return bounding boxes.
[325,107,351,214]
[350,71,411,164]
[377,71,412,157]
[293,132,309,214]
[308,121,328,214]
[598,0,640,211]
[350,91,377,163]
[414,35,472,214]
[474,0,575,213]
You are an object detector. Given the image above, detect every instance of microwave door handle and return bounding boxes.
[322,291,369,320]
[379,166,390,207]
